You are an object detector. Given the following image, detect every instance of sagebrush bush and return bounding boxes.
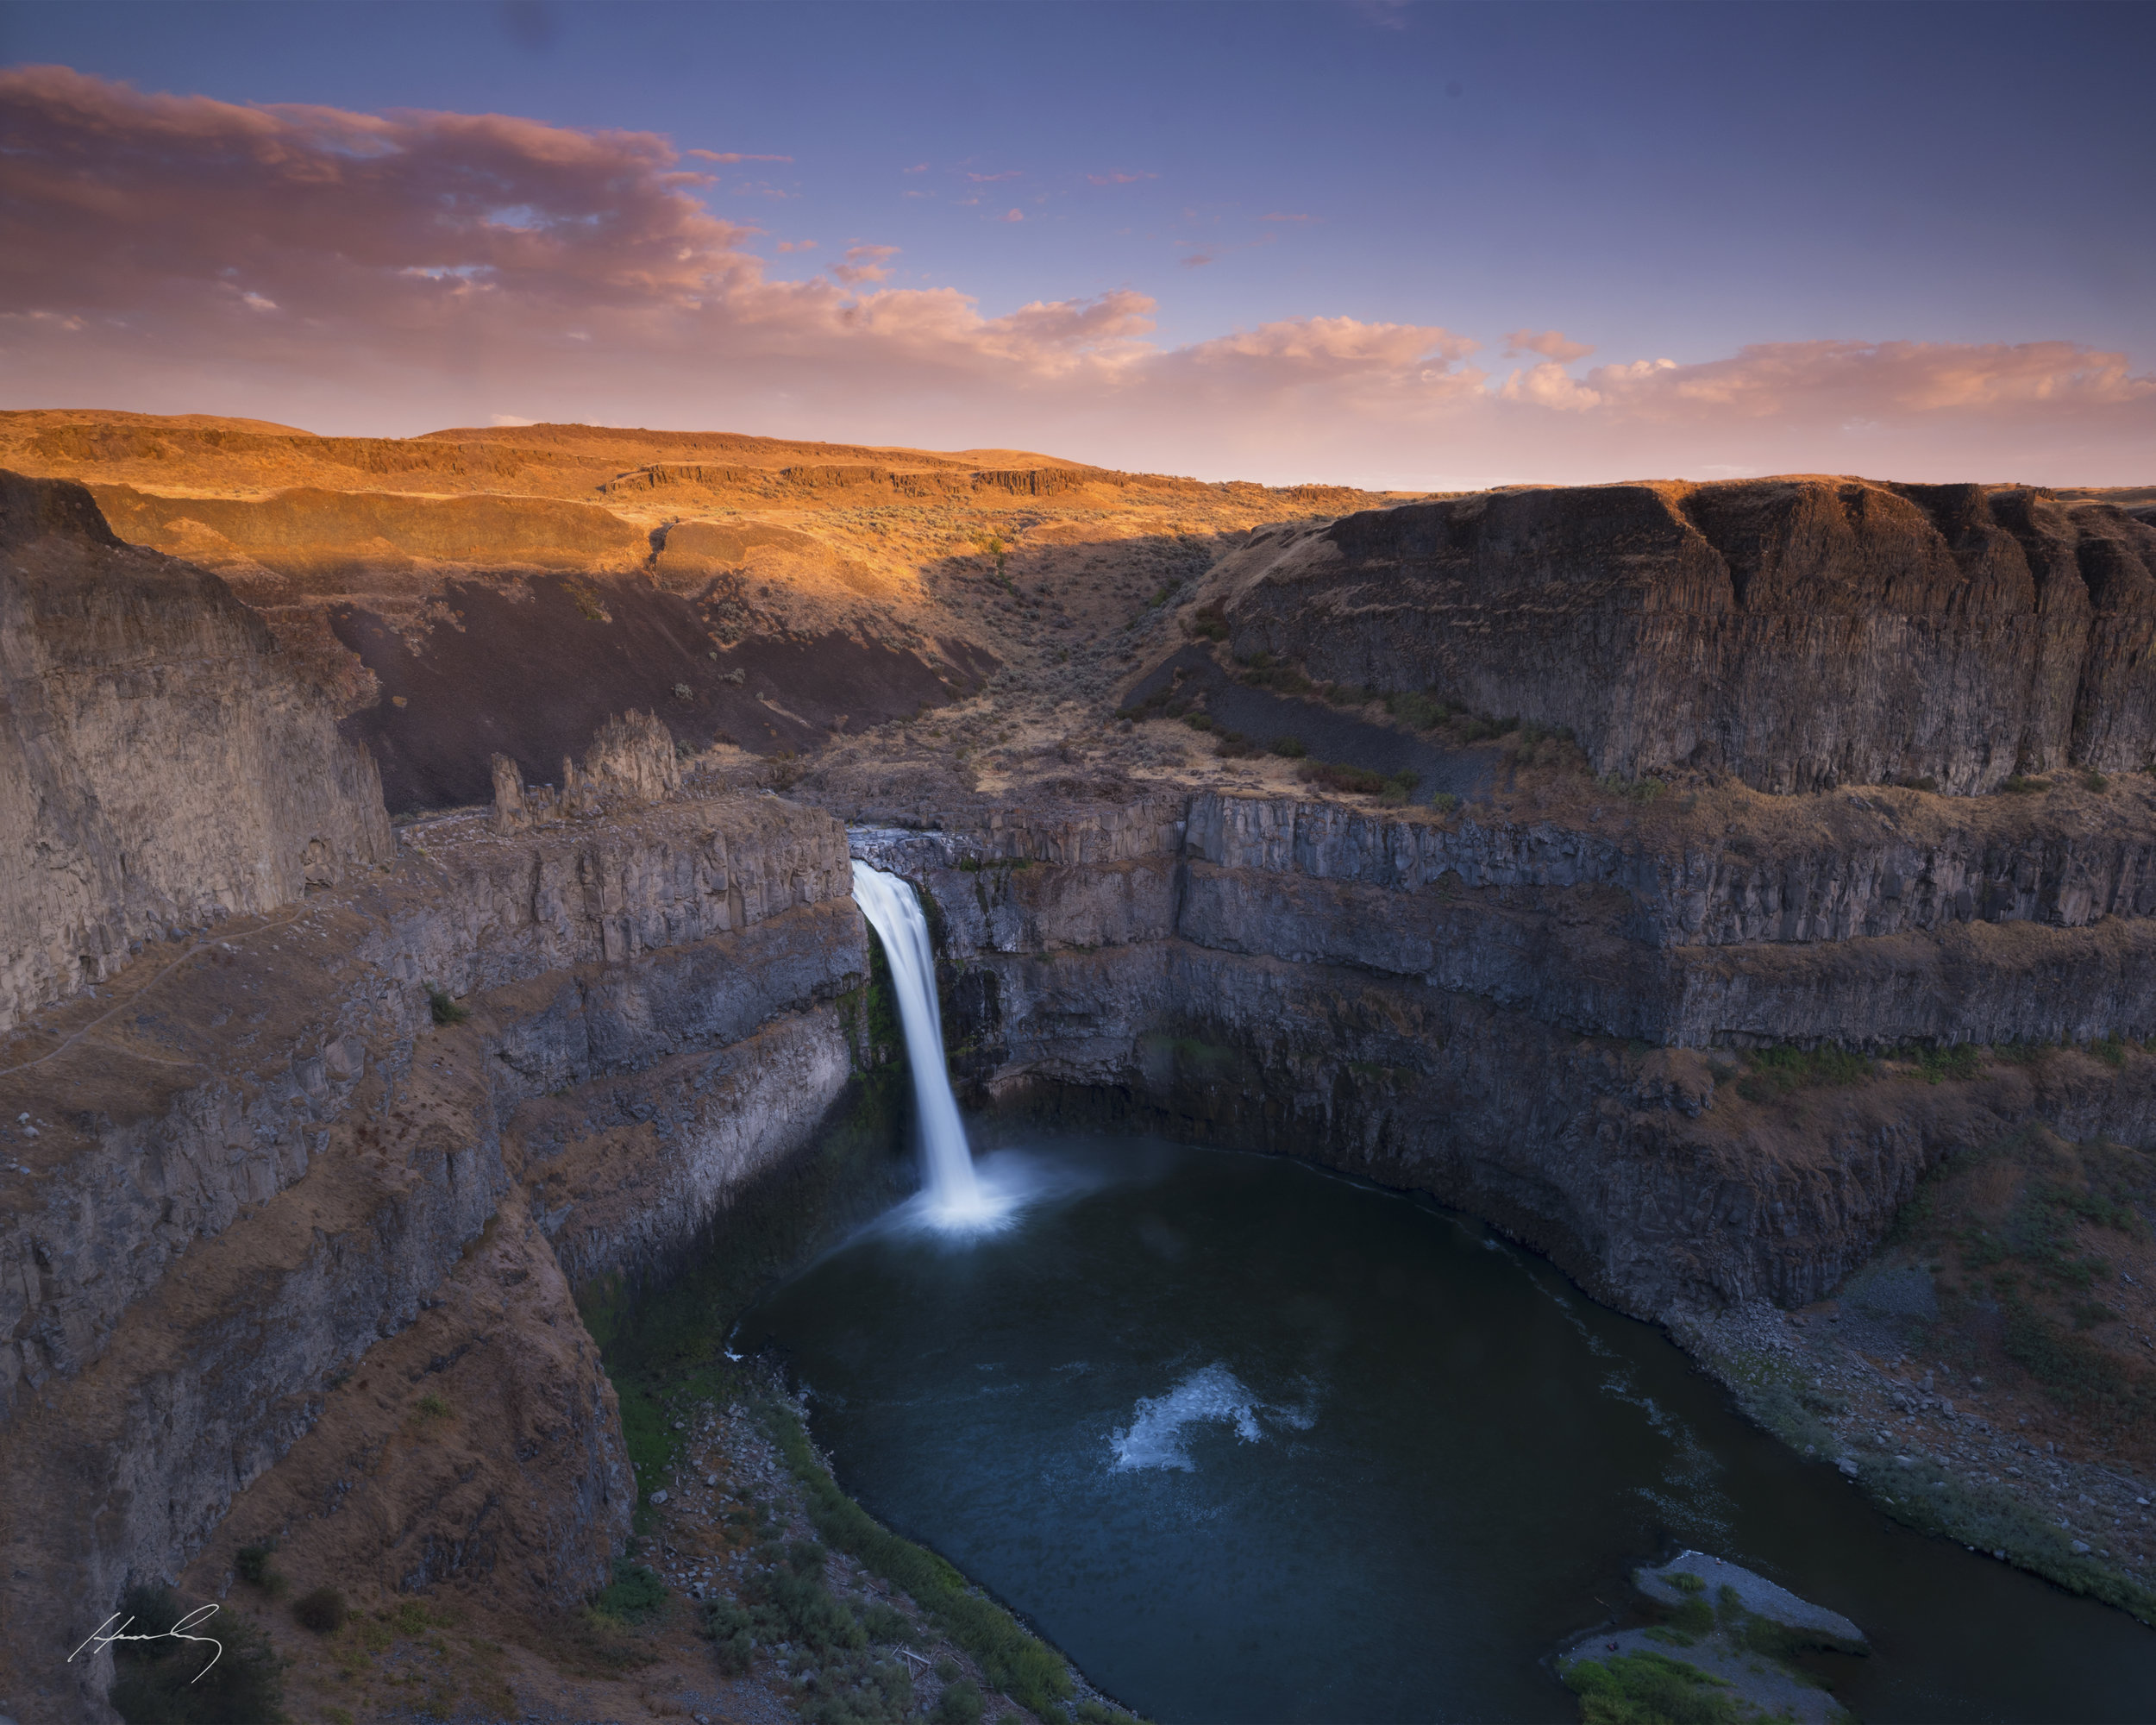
[292,1586,346,1634]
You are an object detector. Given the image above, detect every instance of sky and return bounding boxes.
[2,0,2153,488]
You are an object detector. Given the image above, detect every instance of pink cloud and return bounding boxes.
[966,170,1022,183]
[1502,328,1594,363]
[1001,208,1025,223]
[3,66,2149,488]
[902,163,929,174]
[1087,172,1157,185]
[686,149,792,164]
[1181,254,1216,269]
[1260,211,1313,223]
[774,239,818,254]
[830,242,900,285]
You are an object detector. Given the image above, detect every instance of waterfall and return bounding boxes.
[852,862,1003,1228]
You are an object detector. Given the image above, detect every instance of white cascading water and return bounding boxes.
[852,862,1009,1230]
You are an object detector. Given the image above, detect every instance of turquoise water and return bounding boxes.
[739,1138,2156,1722]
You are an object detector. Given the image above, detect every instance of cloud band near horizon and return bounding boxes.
[2,65,2150,487]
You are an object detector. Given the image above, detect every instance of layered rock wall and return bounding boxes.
[859,784,2156,1329]
[0,471,394,1033]
[0,795,865,1722]
[1211,480,2156,794]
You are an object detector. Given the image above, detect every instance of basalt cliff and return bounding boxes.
[1207,478,2156,794]
[1,443,2154,1721]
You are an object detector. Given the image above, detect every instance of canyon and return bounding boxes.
[1,426,2154,1722]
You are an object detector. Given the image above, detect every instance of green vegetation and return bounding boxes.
[231,1540,286,1599]
[934,1678,986,1723]
[763,1398,1075,1715]
[1562,1650,1746,1725]
[1383,688,1449,730]
[1296,759,1421,804]
[1186,601,1228,642]
[1820,1126,2156,1620]
[1999,774,2047,794]
[592,1559,669,1625]
[1888,1040,1984,1083]
[108,1584,284,1725]
[1596,771,1667,804]
[1733,1043,1875,1101]
[1075,1702,1146,1725]
[2084,768,2110,793]
[1269,733,1307,757]
[1238,661,1312,694]
[426,985,468,1026]
[1429,790,1461,812]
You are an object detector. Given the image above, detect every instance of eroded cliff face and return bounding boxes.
[853,781,2156,1326]
[0,794,867,1722]
[1208,479,2156,794]
[0,471,394,1034]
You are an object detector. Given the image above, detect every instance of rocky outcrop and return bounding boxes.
[0,794,865,1722]
[1210,479,2156,794]
[0,470,394,1032]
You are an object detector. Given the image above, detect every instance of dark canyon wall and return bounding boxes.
[1210,480,2156,794]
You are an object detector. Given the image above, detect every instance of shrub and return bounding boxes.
[1186,602,1228,641]
[414,1391,450,1420]
[933,1678,986,1725]
[766,750,802,792]
[1269,735,1307,758]
[1596,772,1666,804]
[292,1586,346,1634]
[2084,769,2110,793]
[107,1584,284,1725]
[1429,790,1461,813]
[426,987,467,1026]
[751,1563,866,1655]
[2000,774,2046,794]
[701,1596,755,1672]
[231,1540,286,1597]
[1384,689,1448,730]
[1213,730,1263,759]
[592,1559,669,1625]
[1296,760,1420,803]
[862,1600,915,1644]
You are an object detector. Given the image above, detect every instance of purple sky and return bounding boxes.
[3,0,2152,486]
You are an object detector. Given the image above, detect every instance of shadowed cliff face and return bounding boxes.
[1211,479,2156,794]
[0,471,393,1032]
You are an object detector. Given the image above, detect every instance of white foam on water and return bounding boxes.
[1110,1364,1319,1471]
